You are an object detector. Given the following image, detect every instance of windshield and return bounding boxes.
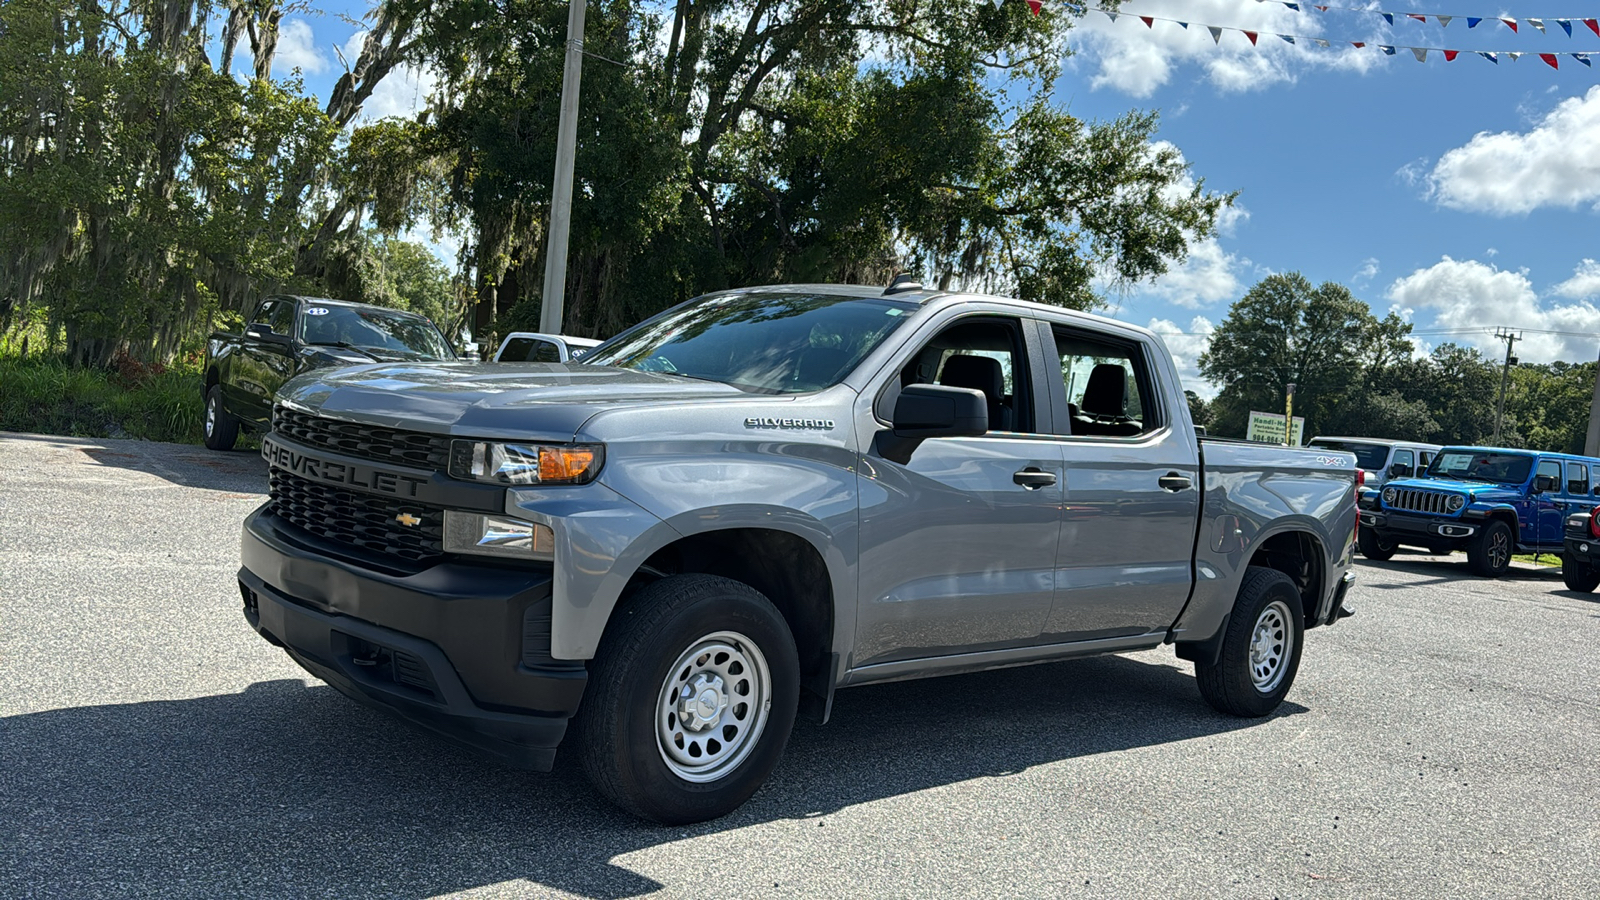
[582,291,918,393]
[1426,450,1533,485]
[1309,440,1389,470]
[300,304,453,360]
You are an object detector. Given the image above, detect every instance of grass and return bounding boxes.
[1512,553,1562,568]
[0,353,207,445]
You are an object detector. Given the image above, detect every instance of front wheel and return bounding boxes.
[1195,566,1306,717]
[1358,528,1397,561]
[1562,552,1600,592]
[1467,519,1513,578]
[203,385,240,451]
[574,574,800,824]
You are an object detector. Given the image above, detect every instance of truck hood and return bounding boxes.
[278,361,749,442]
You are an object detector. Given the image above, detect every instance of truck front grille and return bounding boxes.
[269,469,444,562]
[1386,488,1459,517]
[273,405,450,471]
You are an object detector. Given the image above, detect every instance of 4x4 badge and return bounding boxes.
[395,512,422,527]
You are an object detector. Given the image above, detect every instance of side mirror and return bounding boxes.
[1534,474,1558,494]
[246,323,290,344]
[875,384,988,464]
[1388,463,1413,478]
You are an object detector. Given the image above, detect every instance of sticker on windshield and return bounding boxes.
[885,309,904,316]
[307,307,329,316]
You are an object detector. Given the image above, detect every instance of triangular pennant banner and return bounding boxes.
[1586,19,1600,38]
[1177,21,1189,29]
[989,0,1003,8]
[1314,38,1330,48]
[1026,0,1041,16]
[1103,9,1116,22]
[1381,13,1394,25]
[1556,19,1572,37]
[1380,45,1396,56]
[1501,18,1518,34]
[1574,53,1592,68]
[1467,17,1482,29]
[1351,41,1366,48]
[1279,34,1295,44]
[1315,5,1329,12]
[1478,51,1497,63]
[1506,51,1522,61]
[1209,26,1224,44]
[1443,49,1459,61]
[1244,31,1259,46]
[1140,16,1154,28]
[1407,14,1427,24]
[1437,15,1452,28]
[1286,3,1299,11]
[1412,48,1427,62]
[1527,18,1546,34]
[1539,53,1558,69]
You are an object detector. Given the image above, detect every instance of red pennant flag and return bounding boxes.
[1540,53,1559,69]
[1315,5,1329,11]
[1351,41,1366,48]
[1026,0,1041,15]
[1501,18,1518,33]
[1244,31,1259,45]
[1407,14,1427,23]
[1586,19,1600,37]
[1443,50,1459,61]
[1140,15,1154,28]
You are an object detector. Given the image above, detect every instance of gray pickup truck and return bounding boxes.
[237,284,1358,823]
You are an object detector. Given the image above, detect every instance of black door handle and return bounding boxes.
[1013,467,1057,489]
[1159,472,1192,492]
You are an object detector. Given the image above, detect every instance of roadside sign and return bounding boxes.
[1247,410,1305,446]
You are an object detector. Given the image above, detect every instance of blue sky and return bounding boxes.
[262,2,1599,395]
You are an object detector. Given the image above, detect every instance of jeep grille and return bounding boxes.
[1386,488,1460,517]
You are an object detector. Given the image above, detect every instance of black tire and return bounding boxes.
[1426,544,1455,557]
[1358,528,1397,561]
[1195,566,1306,718]
[573,574,800,825]
[1467,519,1513,578]
[203,385,240,451]
[1561,552,1600,592]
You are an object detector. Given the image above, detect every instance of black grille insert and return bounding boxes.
[269,469,444,562]
[273,405,450,471]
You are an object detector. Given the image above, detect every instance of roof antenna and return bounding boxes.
[883,272,923,296]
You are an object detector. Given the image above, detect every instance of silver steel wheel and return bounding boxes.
[1488,528,1510,570]
[655,631,772,784]
[1248,600,1294,693]
[205,394,216,437]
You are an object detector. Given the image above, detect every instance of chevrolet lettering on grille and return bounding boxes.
[262,436,428,498]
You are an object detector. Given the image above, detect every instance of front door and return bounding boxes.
[1532,459,1564,548]
[1040,321,1202,640]
[854,315,1063,667]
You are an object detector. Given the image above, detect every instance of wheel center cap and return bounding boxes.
[696,689,719,719]
[678,674,726,732]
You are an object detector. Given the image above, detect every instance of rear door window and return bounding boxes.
[1567,462,1589,496]
[1049,329,1159,438]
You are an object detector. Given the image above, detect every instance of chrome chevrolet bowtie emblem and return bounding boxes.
[395,512,422,527]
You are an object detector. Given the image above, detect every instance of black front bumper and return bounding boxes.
[1359,511,1476,545]
[1564,533,1597,565]
[239,507,586,771]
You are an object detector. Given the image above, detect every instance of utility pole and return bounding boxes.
[538,0,588,336]
[1284,383,1296,446]
[1491,328,1521,446]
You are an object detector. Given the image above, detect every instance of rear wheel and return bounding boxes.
[1561,552,1600,592]
[574,574,800,824]
[1195,566,1306,717]
[1358,528,1397,561]
[1467,519,1513,578]
[203,385,240,451]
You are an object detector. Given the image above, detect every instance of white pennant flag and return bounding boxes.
[1105,10,1118,22]
[1412,47,1428,62]
[1436,15,1452,28]
[1314,38,1330,48]
[990,0,1004,9]
[1209,25,1224,43]
[1527,18,1546,34]
[1506,51,1523,61]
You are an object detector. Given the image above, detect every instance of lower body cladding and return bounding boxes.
[239,507,586,771]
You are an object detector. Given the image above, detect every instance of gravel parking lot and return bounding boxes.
[2,431,1597,899]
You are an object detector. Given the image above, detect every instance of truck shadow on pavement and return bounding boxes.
[1,654,1301,899]
[1357,555,1564,582]
[2,431,267,495]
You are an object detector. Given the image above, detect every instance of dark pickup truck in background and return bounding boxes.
[202,295,456,450]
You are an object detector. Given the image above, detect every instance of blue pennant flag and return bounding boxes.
[1380,45,1397,55]
[1286,3,1300,10]
[1381,13,1394,25]
[1574,53,1592,67]
[1556,19,1572,37]
[1467,17,1482,29]
[1478,51,1497,63]
[1177,21,1188,29]
[1280,34,1296,44]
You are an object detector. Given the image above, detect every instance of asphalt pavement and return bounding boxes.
[2,432,1597,899]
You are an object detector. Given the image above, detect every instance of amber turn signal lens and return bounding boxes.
[539,446,598,483]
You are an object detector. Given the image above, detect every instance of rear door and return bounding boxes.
[1532,458,1565,547]
[1038,319,1202,640]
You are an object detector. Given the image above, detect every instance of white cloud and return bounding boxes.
[1148,316,1219,399]
[1386,257,1600,364]
[1353,258,1380,284]
[1552,259,1600,301]
[275,19,330,76]
[1113,141,1249,309]
[343,31,439,120]
[1069,2,1381,97]
[1427,86,1600,215]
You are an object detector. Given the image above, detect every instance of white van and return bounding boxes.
[1306,436,1443,488]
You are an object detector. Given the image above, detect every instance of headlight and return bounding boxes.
[443,511,554,560]
[448,441,602,485]
[1382,487,1397,504]
[1446,494,1465,512]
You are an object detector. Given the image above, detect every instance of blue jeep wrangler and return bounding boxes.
[1357,446,1600,577]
